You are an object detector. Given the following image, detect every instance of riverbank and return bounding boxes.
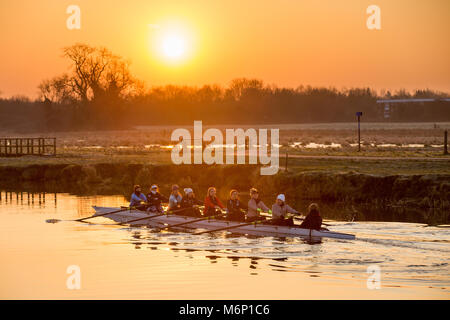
[0,161,448,224]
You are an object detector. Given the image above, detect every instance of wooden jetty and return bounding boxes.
[0,138,56,157]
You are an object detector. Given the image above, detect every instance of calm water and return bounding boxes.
[0,191,448,299]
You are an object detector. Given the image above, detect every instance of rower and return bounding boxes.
[299,203,324,230]
[226,189,246,221]
[168,184,182,211]
[203,187,225,217]
[146,184,168,213]
[180,188,203,217]
[129,185,147,210]
[247,188,269,222]
[271,194,299,226]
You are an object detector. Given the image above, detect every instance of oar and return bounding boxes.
[259,210,334,227]
[154,209,226,232]
[117,206,198,225]
[193,218,271,235]
[292,216,333,227]
[75,207,131,222]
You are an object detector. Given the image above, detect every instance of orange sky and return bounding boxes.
[0,0,449,98]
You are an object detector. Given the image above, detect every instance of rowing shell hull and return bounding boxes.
[92,206,356,240]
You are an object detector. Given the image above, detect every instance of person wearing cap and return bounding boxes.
[180,188,203,217]
[299,203,323,230]
[226,189,246,221]
[129,185,147,210]
[247,188,269,222]
[271,194,299,226]
[168,184,182,211]
[146,184,169,213]
[203,187,225,217]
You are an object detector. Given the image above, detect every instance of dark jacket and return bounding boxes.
[226,199,246,214]
[299,209,322,230]
[226,199,246,221]
[146,192,168,208]
[181,196,203,208]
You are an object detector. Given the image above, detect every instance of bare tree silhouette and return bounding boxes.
[0,43,446,131]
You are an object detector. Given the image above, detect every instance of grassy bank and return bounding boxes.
[1,161,448,210]
[1,151,449,175]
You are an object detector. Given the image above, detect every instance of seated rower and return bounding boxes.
[271,194,299,226]
[180,188,203,217]
[299,203,323,230]
[146,184,168,213]
[203,187,225,217]
[247,188,269,222]
[130,185,147,210]
[226,189,246,221]
[168,184,182,211]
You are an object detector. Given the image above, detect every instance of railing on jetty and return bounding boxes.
[0,138,56,157]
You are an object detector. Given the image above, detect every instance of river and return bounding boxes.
[0,191,448,299]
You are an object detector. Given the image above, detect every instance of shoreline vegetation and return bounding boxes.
[1,161,448,225]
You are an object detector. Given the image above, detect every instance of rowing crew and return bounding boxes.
[130,185,324,230]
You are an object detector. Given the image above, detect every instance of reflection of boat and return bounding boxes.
[92,206,356,240]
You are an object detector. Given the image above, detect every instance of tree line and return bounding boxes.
[1,43,449,132]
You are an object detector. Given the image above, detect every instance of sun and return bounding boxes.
[149,21,195,65]
[162,35,186,60]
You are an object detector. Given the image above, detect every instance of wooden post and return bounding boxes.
[445,130,448,155]
[356,112,363,152]
[358,116,361,152]
[285,152,288,171]
[53,137,56,156]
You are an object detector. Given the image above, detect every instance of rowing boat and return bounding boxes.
[92,206,356,240]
